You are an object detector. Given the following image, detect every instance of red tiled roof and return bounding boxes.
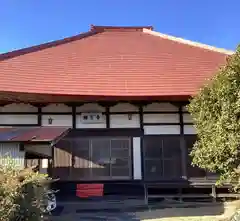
[0,25,233,101]
[0,127,70,143]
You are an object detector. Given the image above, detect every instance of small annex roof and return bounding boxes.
[0,25,234,102]
[0,127,70,143]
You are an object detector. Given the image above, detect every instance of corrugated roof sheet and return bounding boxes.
[0,25,234,101]
[0,127,70,143]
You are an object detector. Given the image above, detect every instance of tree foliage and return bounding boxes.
[0,157,52,221]
[187,46,240,190]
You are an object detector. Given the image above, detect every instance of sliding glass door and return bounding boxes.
[54,137,132,181]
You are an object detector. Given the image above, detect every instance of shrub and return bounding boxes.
[0,157,52,221]
[188,46,240,191]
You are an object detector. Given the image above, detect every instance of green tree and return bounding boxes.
[187,46,240,190]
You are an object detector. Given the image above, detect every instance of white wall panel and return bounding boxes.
[42,104,71,112]
[133,137,142,180]
[143,102,178,112]
[110,103,138,112]
[183,113,193,123]
[144,125,180,135]
[143,113,179,123]
[0,115,38,125]
[0,103,37,112]
[76,115,106,128]
[0,143,25,169]
[42,115,72,127]
[184,125,197,134]
[110,114,140,128]
[76,103,105,112]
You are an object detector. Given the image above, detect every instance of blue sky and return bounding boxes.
[0,0,239,53]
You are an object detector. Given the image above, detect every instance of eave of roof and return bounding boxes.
[0,127,70,143]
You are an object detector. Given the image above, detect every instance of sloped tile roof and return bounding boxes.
[0,127,70,143]
[0,25,233,101]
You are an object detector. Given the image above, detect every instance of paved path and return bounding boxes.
[51,211,141,220]
[49,200,240,221]
[50,203,226,221]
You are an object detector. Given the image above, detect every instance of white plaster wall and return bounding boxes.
[76,103,105,112]
[109,103,140,128]
[143,102,178,112]
[0,143,25,169]
[42,104,72,112]
[110,114,140,128]
[144,125,180,135]
[143,113,179,124]
[184,125,197,134]
[0,103,196,136]
[0,103,38,125]
[0,103,37,112]
[110,103,138,112]
[75,103,106,128]
[0,115,38,125]
[183,113,193,123]
[133,137,142,180]
[42,115,72,127]
[42,104,73,126]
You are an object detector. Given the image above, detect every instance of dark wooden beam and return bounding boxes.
[139,105,144,130]
[64,102,84,107]
[98,101,118,107]
[37,107,42,126]
[0,112,73,115]
[72,105,76,129]
[0,124,39,127]
[30,103,47,108]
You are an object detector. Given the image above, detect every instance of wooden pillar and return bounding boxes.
[179,105,187,179]
[48,144,55,178]
[138,105,145,181]
[105,106,110,128]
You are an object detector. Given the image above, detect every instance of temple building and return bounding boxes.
[0,25,234,199]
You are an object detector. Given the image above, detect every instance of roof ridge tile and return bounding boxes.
[0,30,99,61]
[90,25,153,32]
[143,28,234,55]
